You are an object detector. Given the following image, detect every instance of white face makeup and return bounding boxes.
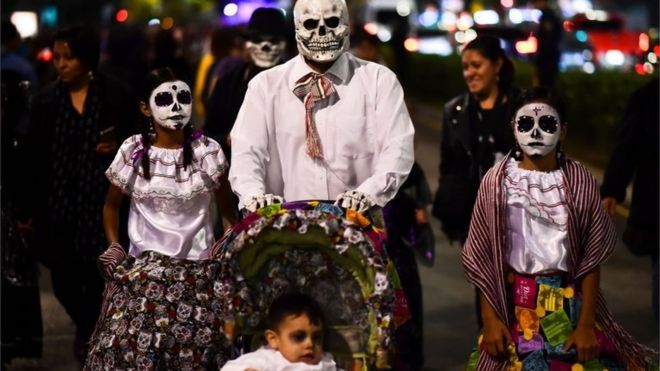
[514,102,561,157]
[149,80,192,130]
[294,0,350,63]
[246,37,287,68]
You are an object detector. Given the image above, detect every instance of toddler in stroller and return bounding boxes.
[213,200,409,370]
[221,292,337,370]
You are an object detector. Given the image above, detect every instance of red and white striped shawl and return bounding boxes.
[462,155,658,370]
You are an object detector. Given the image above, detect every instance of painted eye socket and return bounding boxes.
[325,17,340,28]
[516,116,534,133]
[304,19,319,30]
[177,90,192,105]
[538,115,558,133]
[154,92,173,107]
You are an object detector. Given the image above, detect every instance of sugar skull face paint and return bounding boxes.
[514,103,561,157]
[149,80,192,130]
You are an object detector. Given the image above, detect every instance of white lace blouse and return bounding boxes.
[106,134,227,260]
[504,158,569,274]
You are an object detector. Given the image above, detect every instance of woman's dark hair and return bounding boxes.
[53,24,100,71]
[266,292,326,332]
[139,67,193,180]
[462,35,514,91]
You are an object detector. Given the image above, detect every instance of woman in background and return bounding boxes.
[27,24,137,361]
[432,35,520,330]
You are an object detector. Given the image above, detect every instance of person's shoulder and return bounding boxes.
[217,59,248,81]
[347,53,396,79]
[563,159,599,188]
[119,134,144,151]
[192,133,221,152]
[31,80,59,109]
[443,93,469,113]
[247,57,297,94]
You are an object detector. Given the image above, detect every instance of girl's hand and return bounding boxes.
[563,325,599,362]
[481,317,513,359]
[98,243,128,280]
[601,197,617,217]
[414,208,428,224]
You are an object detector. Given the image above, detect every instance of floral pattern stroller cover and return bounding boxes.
[211,200,410,370]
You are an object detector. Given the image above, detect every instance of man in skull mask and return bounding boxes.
[205,7,288,160]
[229,0,414,219]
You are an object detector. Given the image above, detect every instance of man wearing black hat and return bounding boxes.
[204,7,288,160]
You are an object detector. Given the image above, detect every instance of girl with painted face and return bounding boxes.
[85,67,239,370]
[462,88,657,370]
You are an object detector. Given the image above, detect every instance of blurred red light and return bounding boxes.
[37,48,53,62]
[654,45,660,57]
[116,9,128,23]
[562,20,574,32]
[635,63,645,75]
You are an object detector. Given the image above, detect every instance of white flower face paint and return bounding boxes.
[149,80,192,131]
[246,37,286,68]
[514,102,561,157]
[294,0,350,63]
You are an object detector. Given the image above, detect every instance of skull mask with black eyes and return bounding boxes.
[246,36,287,68]
[514,103,561,157]
[149,80,192,131]
[294,0,350,63]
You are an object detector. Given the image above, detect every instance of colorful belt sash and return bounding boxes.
[467,271,623,371]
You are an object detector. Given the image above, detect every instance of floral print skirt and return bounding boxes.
[85,251,243,371]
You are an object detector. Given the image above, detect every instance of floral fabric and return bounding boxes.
[85,251,250,370]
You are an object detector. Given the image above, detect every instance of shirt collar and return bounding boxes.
[291,52,350,88]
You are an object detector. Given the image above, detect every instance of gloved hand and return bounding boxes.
[97,243,128,280]
[244,194,284,213]
[335,190,374,214]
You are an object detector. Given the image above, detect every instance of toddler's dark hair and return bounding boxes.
[266,292,325,332]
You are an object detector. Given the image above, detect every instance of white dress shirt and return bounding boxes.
[221,347,338,371]
[229,53,415,208]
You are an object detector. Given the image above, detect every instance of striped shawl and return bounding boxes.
[462,155,658,370]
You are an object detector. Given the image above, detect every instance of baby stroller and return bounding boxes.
[211,200,410,370]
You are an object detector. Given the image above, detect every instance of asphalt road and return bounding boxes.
[4,99,659,371]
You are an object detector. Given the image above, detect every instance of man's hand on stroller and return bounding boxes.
[243,194,284,213]
[335,190,374,214]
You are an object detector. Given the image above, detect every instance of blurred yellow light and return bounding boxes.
[515,35,538,54]
[404,37,419,52]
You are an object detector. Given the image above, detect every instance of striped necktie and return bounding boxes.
[293,72,337,159]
